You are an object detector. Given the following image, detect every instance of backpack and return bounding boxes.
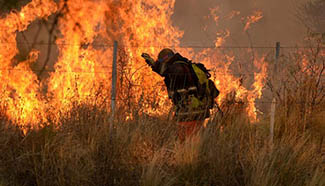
[169,54,219,109]
[189,62,220,109]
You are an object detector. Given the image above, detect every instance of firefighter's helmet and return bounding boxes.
[157,48,174,75]
[158,48,174,63]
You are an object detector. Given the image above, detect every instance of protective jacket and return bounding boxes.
[151,53,211,121]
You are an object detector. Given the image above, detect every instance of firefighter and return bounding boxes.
[142,48,217,140]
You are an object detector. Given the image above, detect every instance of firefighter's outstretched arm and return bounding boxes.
[141,53,155,67]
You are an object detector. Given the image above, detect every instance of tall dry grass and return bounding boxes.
[0,100,323,186]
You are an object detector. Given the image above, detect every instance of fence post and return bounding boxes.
[270,42,280,144]
[111,41,118,123]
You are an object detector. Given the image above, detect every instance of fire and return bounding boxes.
[103,0,185,116]
[47,0,110,113]
[243,11,263,31]
[196,49,267,122]
[0,0,57,124]
[247,56,268,121]
[209,7,220,23]
[215,30,230,48]
[196,9,268,122]
[0,0,268,125]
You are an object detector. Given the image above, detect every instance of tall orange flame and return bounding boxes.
[0,0,57,124]
[47,0,110,113]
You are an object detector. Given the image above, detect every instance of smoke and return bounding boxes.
[172,0,309,47]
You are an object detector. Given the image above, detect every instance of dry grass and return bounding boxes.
[0,101,323,186]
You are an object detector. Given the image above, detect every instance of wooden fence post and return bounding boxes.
[270,42,280,144]
[111,41,118,124]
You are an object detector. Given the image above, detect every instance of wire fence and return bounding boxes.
[1,41,325,49]
[0,45,323,73]
[0,43,324,107]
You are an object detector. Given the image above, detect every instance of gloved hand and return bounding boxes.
[141,53,155,67]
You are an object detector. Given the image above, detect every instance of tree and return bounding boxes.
[297,0,325,33]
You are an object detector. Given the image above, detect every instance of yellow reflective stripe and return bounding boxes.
[176,87,197,94]
[174,61,188,65]
[177,89,187,93]
[188,86,197,91]
[177,110,206,115]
